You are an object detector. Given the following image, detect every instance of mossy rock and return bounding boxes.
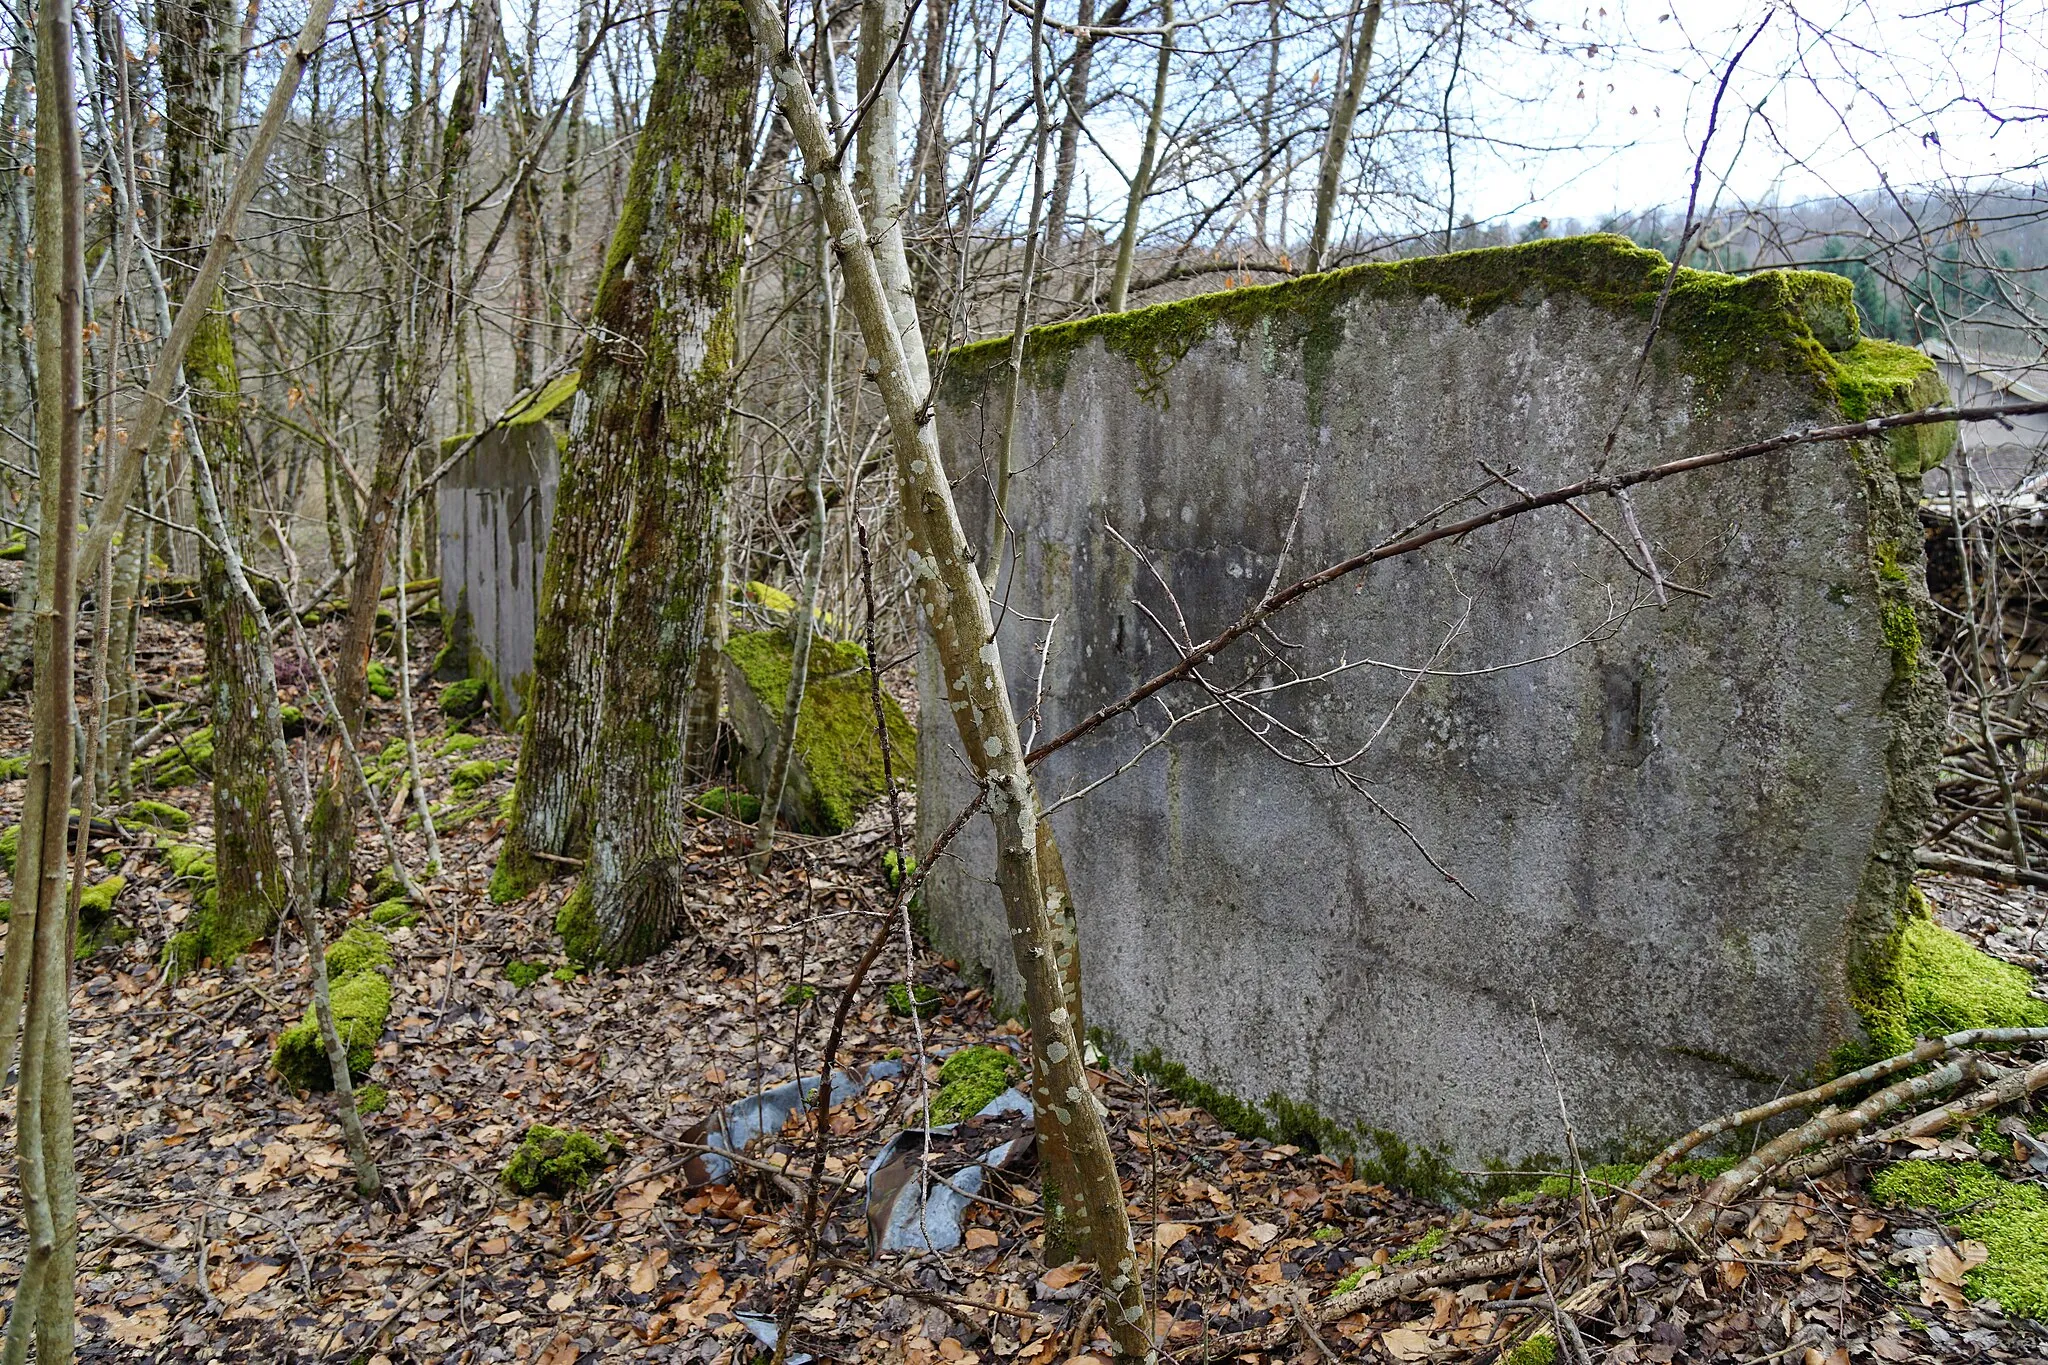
[885,982,942,1018]
[722,631,915,835]
[1850,897,2048,1064]
[134,727,215,788]
[126,799,192,833]
[441,678,489,722]
[369,898,420,929]
[0,534,23,561]
[692,785,761,823]
[450,759,503,795]
[502,1124,617,1196]
[271,968,393,1092]
[366,660,398,701]
[930,1045,1021,1125]
[73,875,130,959]
[435,732,486,759]
[326,923,392,980]
[365,865,405,903]
[1871,1161,2048,1317]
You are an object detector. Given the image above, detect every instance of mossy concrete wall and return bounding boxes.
[922,235,1952,1170]
[436,394,571,721]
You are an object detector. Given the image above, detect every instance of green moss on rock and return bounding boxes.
[127,799,192,833]
[692,785,762,822]
[885,982,942,1018]
[441,677,490,722]
[369,898,420,928]
[1871,1160,2048,1317]
[943,234,1952,467]
[502,1124,615,1196]
[1852,897,2048,1063]
[930,1045,1021,1124]
[451,759,503,795]
[325,922,392,981]
[724,630,915,834]
[271,968,393,1092]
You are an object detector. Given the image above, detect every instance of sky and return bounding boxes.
[1462,0,2048,225]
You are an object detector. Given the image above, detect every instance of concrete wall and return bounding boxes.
[921,236,1950,1173]
[437,420,560,720]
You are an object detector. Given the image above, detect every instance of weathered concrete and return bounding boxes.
[436,376,575,720]
[922,235,1953,1177]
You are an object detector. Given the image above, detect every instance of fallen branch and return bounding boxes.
[1776,1057,2048,1186]
[1916,850,2048,890]
[1629,1025,2048,1193]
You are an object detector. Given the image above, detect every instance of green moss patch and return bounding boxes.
[505,369,580,426]
[450,759,503,795]
[435,732,487,759]
[135,727,214,788]
[885,982,942,1018]
[441,678,489,722]
[366,660,397,701]
[556,885,601,965]
[369,898,420,929]
[1854,903,2048,1063]
[502,1124,615,1196]
[325,923,392,980]
[724,630,915,834]
[504,959,546,989]
[271,968,393,1092]
[1871,1160,2048,1317]
[126,799,192,833]
[930,1045,1021,1125]
[692,786,762,822]
[355,1083,390,1115]
[0,754,25,781]
[1134,1049,1462,1200]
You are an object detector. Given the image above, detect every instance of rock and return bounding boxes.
[721,629,915,835]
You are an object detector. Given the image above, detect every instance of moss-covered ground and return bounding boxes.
[1872,1161,2048,1318]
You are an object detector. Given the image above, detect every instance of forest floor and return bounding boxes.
[3,603,2048,1364]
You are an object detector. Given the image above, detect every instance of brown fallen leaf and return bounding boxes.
[1152,1222,1193,1254]
[1921,1240,1990,1311]
[964,1227,1000,1251]
[1380,1326,1437,1362]
[1038,1261,1090,1291]
[630,1246,669,1294]
[1849,1212,1887,1244]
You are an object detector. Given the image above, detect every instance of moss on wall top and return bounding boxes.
[941,234,1953,469]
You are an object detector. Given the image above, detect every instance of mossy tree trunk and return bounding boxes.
[535,0,753,963]
[501,0,752,929]
[160,0,287,958]
[309,0,496,902]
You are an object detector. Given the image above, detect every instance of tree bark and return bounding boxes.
[1305,0,1382,273]
[509,0,754,969]
[744,6,1150,1356]
[1,0,86,1351]
[161,0,287,957]
[1106,0,1172,312]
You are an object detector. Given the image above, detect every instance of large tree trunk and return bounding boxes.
[308,0,496,902]
[158,0,287,961]
[506,0,753,965]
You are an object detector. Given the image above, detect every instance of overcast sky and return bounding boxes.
[1466,0,2048,225]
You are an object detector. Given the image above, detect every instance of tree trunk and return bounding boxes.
[1106,0,1172,313]
[308,0,496,902]
[535,0,753,964]
[1305,0,1382,273]
[1,0,86,1350]
[745,5,1150,1355]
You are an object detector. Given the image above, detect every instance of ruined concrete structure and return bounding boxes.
[435,373,575,720]
[922,235,1955,1178]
